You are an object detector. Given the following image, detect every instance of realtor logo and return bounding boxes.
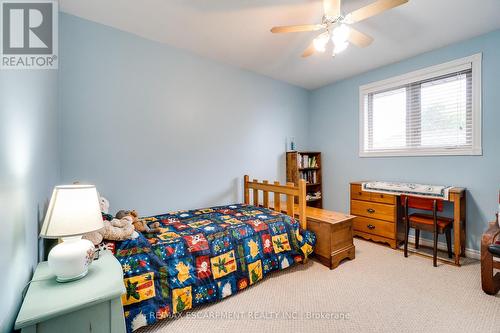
[1,0,58,69]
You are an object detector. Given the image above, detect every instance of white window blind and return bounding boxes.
[359,54,482,157]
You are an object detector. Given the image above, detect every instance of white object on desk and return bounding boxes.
[362,181,452,200]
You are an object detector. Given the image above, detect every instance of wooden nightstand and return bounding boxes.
[15,251,126,333]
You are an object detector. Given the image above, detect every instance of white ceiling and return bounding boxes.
[60,0,500,90]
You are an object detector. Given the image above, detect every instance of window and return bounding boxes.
[359,54,482,157]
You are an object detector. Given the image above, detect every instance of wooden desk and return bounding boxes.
[448,187,467,266]
[350,182,466,266]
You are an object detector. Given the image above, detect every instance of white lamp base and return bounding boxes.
[48,236,95,283]
[56,270,89,283]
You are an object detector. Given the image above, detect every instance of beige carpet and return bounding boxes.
[141,239,499,333]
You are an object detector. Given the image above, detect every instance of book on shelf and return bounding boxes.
[298,154,318,169]
[299,170,318,184]
[286,151,322,208]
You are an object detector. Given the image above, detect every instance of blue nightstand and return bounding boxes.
[15,251,126,333]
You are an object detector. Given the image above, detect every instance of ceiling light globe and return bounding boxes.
[332,24,350,45]
[333,41,349,55]
[313,33,329,52]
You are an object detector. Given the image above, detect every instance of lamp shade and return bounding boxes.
[40,185,104,238]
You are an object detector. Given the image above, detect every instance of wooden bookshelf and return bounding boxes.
[286,151,323,209]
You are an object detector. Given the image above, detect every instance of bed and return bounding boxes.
[105,176,316,332]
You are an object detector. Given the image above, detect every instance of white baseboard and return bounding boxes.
[406,235,480,260]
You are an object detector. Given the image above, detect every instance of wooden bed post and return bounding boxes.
[286,182,295,218]
[273,181,281,213]
[262,180,269,208]
[298,179,307,230]
[243,175,250,204]
[253,179,259,206]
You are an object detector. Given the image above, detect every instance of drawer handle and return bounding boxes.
[367,208,375,214]
[367,224,375,230]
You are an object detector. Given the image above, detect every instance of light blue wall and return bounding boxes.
[0,70,59,330]
[2,10,497,333]
[59,14,309,216]
[308,30,500,251]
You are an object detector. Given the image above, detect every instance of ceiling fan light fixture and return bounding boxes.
[313,33,329,52]
[343,13,354,24]
[333,40,349,55]
[331,24,350,45]
[270,0,408,58]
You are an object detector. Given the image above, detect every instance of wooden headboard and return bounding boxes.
[243,175,307,229]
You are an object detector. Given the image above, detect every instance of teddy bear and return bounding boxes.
[83,216,137,245]
[83,196,139,245]
[116,209,162,233]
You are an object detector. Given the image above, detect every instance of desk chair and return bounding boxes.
[402,195,453,267]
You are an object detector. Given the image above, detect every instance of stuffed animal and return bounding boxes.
[106,216,138,239]
[115,209,131,220]
[116,209,161,233]
[100,196,110,214]
[130,210,162,233]
[83,228,105,245]
[83,216,137,245]
[118,215,140,240]
[83,196,138,245]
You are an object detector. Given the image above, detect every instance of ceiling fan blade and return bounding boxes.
[302,42,316,58]
[348,27,374,48]
[323,0,341,18]
[345,0,408,24]
[270,24,324,33]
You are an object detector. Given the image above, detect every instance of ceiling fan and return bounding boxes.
[270,0,408,57]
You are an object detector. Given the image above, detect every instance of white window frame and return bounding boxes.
[359,53,482,157]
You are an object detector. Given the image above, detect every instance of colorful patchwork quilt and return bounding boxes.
[108,204,316,332]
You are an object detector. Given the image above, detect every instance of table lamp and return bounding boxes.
[40,185,104,282]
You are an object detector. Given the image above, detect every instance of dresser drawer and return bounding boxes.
[351,184,396,204]
[353,217,395,239]
[369,191,396,204]
[350,184,371,201]
[351,200,396,222]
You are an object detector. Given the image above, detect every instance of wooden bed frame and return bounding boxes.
[243,175,307,229]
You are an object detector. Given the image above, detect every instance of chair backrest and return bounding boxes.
[401,195,444,212]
